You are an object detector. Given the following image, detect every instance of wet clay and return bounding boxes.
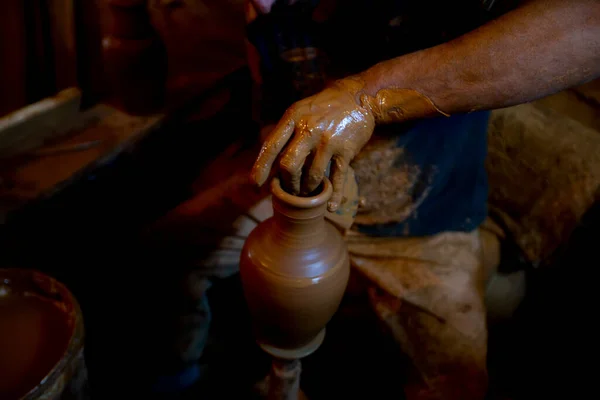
[0,294,72,399]
[335,76,449,124]
[251,82,375,209]
[351,135,432,226]
[240,177,350,359]
[251,75,447,211]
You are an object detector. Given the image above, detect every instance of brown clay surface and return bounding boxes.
[0,294,72,399]
[251,75,446,212]
[240,178,350,357]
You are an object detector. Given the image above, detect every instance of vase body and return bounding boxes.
[240,178,350,359]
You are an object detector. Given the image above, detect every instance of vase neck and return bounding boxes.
[272,198,327,245]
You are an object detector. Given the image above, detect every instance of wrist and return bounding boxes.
[335,74,449,125]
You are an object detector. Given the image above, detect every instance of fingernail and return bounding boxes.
[327,201,338,212]
[250,176,258,186]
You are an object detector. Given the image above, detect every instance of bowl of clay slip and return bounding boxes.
[0,269,86,400]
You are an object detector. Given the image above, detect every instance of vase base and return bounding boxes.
[258,329,325,360]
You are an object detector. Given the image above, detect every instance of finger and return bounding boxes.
[279,128,317,195]
[251,112,296,186]
[328,155,349,212]
[306,147,332,194]
[300,152,316,195]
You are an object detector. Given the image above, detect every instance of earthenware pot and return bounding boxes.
[0,269,86,400]
[240,177,350,359]
[102,35,167,114]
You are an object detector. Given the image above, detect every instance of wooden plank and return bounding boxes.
[0,103,163,216]
[0,88,81,158]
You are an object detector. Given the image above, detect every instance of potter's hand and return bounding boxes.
[251,76,447,211]
[249,0,277,14]
[251,79,375,212]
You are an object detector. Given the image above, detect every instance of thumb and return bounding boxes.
[324,165,358,230]
[327,155,349,212]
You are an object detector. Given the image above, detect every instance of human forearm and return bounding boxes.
[250,0,600,206]
[352,0,600,122]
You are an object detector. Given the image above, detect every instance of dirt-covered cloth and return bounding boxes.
[345,227,491,400]
[352,112,490,237]
[487,102,600,264]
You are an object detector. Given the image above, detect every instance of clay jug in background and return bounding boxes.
[240,177,350,359]
[101,0,167,115]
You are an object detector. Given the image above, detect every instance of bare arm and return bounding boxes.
[358,0,600,117]
[252,0,600,210]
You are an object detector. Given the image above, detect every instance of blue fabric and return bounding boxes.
[150,364,201,393]
[356,111,490,237]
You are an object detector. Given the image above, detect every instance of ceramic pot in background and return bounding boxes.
[0,269,87,400]
[103,2,154,39]
[102,35,167,115]
[240,178,350,360]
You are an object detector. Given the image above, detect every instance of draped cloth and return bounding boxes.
[345,227,494,400]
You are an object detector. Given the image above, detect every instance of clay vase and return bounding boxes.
[240,177,350,359]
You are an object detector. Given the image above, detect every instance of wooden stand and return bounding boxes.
[259,331,325,400]
[267,359,301,400]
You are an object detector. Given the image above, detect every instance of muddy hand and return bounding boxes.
[251,73,449,211]
[251,81,375,212]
